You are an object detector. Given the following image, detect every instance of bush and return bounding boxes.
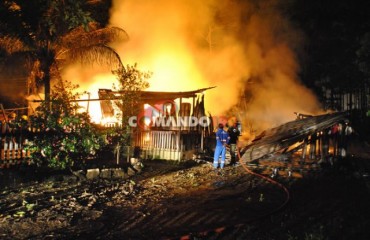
[25,81,105,170]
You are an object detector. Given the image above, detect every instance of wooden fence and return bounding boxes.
[0,121,213,167]
[132,130,206,160]
[0,122,31,168]
[133,130,207,151]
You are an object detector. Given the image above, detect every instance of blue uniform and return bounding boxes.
[213,128,230,169]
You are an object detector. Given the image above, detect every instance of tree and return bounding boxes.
[0,0,127,102]
[112,64,151,124]
[26,80,105,170]
[109,64,151,147]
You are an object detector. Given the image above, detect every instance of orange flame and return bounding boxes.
[64,0,325,134]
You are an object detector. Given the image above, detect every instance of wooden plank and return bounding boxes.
[241,112,348,163]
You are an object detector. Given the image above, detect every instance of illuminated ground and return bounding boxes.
[0,142,370,240]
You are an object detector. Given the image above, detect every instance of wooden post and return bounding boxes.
[201,129,204,151]
[301,138,307,163]
[309,134,316,160]
[116,144,120,165]
[177,98,182,157]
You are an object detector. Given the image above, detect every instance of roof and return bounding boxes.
[98,87,215,104]
[97,87,214,118]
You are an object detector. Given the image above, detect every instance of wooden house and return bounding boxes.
[98,87,215,161]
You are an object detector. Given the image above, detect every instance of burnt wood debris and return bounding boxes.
[241,111,349,163]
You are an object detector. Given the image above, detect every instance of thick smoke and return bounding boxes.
[107,0,322,137]
[64,0,322,136]
[109,0,247,115]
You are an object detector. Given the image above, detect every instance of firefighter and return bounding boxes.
[227,121,240,166]
[213,123,230,173]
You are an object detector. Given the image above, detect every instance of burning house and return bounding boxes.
[98,87,216,161]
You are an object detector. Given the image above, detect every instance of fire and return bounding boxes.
[145,51,206,92]
[75,73,116,124]
[74,48,207,124]
[65,0,325,132]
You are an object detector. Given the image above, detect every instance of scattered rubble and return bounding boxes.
[0,155,369,239]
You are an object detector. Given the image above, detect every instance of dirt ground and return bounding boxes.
[1,141,370,240]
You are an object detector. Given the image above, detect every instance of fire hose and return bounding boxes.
[166,148,291,240]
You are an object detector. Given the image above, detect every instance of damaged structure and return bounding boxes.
[98,87,215,161]
[241,111,351,164]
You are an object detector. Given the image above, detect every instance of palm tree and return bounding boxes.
[0,0,127,103]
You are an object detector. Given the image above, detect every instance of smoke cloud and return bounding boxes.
[65,0,323,137]
[107,0,322,136]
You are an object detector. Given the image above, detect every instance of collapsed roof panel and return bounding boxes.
[241,112,348,163]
